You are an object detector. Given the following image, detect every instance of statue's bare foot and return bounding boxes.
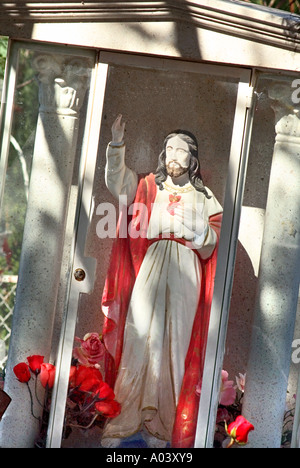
[101,437,122,448]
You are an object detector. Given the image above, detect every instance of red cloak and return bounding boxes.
[101,173,222,448]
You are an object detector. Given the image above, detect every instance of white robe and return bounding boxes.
[102,144,222,441]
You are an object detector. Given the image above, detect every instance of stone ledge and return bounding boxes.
[0,1,300,51]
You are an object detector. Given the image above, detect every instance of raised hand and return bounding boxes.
[111,114,125,144]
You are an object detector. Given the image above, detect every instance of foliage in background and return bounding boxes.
[0,36,8,80]
[0,45,38,278]
[0,38,38,358]
[242,0,299,14]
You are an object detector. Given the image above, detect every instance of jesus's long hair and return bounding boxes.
[154,130,211,199]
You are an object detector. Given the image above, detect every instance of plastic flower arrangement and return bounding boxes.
[73,332,105,368]
[12,332,121,447]
[225,415,254,448]
[219,370,236,406]
[212,370,254,448]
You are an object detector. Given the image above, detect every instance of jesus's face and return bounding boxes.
[165,135,191,178]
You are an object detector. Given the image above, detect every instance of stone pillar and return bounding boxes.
[242,81,300,447]
[0,53,91,447]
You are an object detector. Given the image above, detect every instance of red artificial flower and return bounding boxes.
[27,355,44,374]
[95,399,121,418]
[73,365,103,392]
[69,365,77,387]
[225,415,254,447]
[13,362,31,383]
[93,380,115,401]
[39,363,56,389]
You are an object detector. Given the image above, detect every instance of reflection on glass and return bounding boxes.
[217,74,300,449]
[0,36,8,93]
[0,48,39,370]
[0,44,94,448]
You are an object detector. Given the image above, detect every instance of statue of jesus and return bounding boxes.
[101,115,223,448]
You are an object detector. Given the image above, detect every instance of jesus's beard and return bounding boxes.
[166,161,189,178]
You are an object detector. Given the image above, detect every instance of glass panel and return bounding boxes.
[61,63,241,448]
[0,42,95,447]
[216,73,300,449]
[0,47,39,370]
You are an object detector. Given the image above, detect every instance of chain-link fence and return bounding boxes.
[0,275,17,370]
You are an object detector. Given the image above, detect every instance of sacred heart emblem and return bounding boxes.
[167,193,181,216]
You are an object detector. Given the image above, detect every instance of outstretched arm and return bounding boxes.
[105,115,138,204]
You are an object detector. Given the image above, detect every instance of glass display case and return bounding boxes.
[54,55,251,448]
[0,1,299,450]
